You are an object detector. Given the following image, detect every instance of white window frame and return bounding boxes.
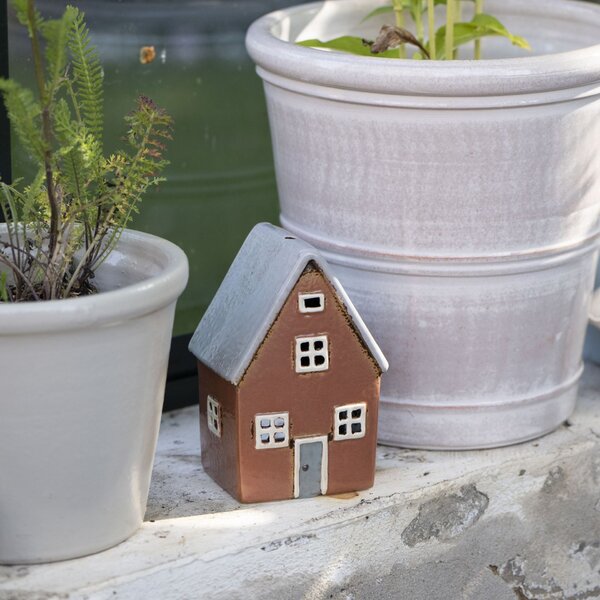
[299,292,325,314]
[255,412,290,449]
[207,395,222,438]
[295,335,329,373]
[334,402,367,441]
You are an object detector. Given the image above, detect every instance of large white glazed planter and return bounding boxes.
[246,0,600,449]
[0,228,188,564]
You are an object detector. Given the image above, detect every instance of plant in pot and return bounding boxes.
[0,0,188,564]
[246,0,600,450]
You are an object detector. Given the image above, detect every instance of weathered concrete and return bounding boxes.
[2,364,600,599]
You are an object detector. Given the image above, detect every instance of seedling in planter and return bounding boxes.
[0,0,173,301]
[298,0,530,60]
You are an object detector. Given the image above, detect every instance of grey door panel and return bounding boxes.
[298,441,323,498]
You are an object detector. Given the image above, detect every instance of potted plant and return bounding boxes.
[0,0,188,564]
[246,0,600,450]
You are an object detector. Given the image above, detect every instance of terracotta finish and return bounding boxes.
[198,363,240,500]
[197,264,382,503]
[238,267,380,502]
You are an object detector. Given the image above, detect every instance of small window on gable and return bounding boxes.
[207,395,222,438]
[295,335,329,373]
[299,292,325,314]
[334,403,367,441]
[255,413,289,449]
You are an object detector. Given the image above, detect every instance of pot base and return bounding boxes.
[377,377,578,450]
[0,523,141,566]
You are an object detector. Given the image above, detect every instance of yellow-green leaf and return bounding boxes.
[297,36,400,58]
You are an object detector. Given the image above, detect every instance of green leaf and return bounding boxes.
[362,5,394,23]
[0,272,9,303]
[297,36,400,58]
[471,13,531,50]
[41,6,77,94]
[10,0,43,36]
[0,79,44,162]
[68,8,104,144]
[434,13,530,58]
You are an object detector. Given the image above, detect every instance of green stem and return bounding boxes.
[454,0,461,58]
[392,0,407,58]
[445,0,455,60]
[427,0,436,59]
[474,0,484,59]
[415,0,424,44]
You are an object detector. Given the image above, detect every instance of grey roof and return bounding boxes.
[189,223,389,385]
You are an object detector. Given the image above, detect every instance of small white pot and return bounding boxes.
[0,228,188,564]
[246,0,600,448]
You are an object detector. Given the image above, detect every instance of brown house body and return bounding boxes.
[198,266,382,503]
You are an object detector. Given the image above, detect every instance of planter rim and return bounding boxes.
[246,0,600,98]
[0,227,189,334]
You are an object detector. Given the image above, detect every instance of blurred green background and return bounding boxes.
[8,0,310,336]
[8,0,600,377]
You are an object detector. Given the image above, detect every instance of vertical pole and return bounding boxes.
[0,0,11,224]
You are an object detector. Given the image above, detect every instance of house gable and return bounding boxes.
[188,223,388,387]
[240,262,381,392]
[235,264,381,502]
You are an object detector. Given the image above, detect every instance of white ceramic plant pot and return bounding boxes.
[0,228,188,564]
[246,0,600,448]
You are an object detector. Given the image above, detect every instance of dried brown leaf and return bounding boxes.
[370,25,430,59]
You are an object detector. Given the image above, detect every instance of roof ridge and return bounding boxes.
[189,223,388,384]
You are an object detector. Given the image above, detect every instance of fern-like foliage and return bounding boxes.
[0,79,44,161]
[68,10,103,144]
[42,6,77,97]
[0,0,172,302]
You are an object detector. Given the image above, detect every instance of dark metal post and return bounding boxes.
[0,0,11,217]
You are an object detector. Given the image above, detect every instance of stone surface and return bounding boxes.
[2,364,600,599]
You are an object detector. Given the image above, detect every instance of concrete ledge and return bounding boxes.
[2,365,600,599]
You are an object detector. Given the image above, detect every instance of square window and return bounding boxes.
[334,403,367,441]
[255,413,289,449]
[207,396,222,438]
[295,335,329,373]
[299,293,325,313]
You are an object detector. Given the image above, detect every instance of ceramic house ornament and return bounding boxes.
[189,223,388,503]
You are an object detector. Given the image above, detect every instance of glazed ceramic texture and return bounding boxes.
[0,228,188,564]
[246,0,600,448]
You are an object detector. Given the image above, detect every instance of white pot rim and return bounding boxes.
[0,227,189,334]
[246,0,600,97]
